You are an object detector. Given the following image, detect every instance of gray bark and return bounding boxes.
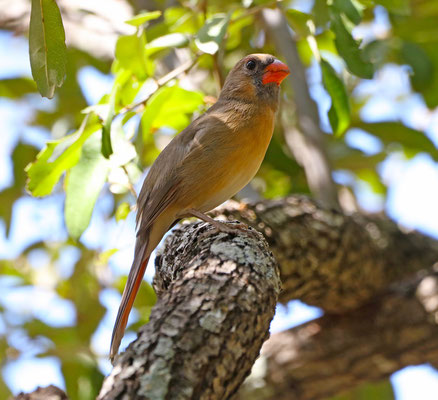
[14,196,438,400]
[97,222,280,400]
[213,196,438,312]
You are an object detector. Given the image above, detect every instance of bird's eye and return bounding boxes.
[246,60,256,70]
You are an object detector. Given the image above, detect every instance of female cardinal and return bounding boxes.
[110,53,290,359]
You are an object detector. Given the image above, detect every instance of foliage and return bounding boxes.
[1,0,438,399]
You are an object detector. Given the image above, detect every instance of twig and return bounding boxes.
[120,55,201,115]
[121,165,138,200]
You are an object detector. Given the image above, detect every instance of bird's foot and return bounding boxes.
[187,208,260,240]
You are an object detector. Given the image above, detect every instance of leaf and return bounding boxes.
[96,248,119,266]
[330,378,394,399]
[125,10,161,27]
[354,122,438,161]
[29,0,67,98]
[102,88,116,159]
[285,9,312,37]
[0,78,37,98]
[332,0,363,25]
[0,143,39,235]
[115,33,149,79]
[65,131,110,239]
[25,118,101,197]
[330,12,373,79]
[400,41,433,91]
[195,14,230,54]
[320,59,351,136]
[115,202,131,221]
[141,85,203,138]
[146,33,190,55]
[375,0,410,15]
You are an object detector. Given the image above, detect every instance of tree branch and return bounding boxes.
[97,222,280,400]
[214,196,438,312]
[239,271,438,400]
[14,196,438,399]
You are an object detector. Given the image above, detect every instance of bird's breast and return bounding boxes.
[184,108,275,213]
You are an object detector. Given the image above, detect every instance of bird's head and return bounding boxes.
[220,54,290,110]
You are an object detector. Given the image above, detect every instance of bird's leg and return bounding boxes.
[187,208,258,238]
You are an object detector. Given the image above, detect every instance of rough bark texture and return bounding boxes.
[97,222,281,400]
[213,196,438,312]
[14,385,68,400]
[239,271,438,400]
[13,196,438,400]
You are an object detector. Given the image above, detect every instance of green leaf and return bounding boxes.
[195,14,230,54]
[330,378,394,400]
[333,0,363,25]
[354,122,438,161]
[146,33,190,55]
[330,12,373,78]
[96,248,119,266]
[115,202,131,221]
[400,41,433,91]
[125,10,161,27]
[320,59,351,136]
[29,0,67,98]
[102,89,116,159]
[141,85,203,138]
[115,33,149,79]
[375,0,410,15]
[285,9,312,37]
[25,118,101,197]
[65,131,109,239]
[0,77,37,98]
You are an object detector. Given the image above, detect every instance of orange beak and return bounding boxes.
[262,59,290,86]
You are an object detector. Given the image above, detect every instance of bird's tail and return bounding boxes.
[110,237,149,362]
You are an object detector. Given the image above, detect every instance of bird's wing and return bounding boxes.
[135,116,206,235]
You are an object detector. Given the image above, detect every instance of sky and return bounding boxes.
[1,4,438,398]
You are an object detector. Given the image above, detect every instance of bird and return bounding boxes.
[110,53,290,360]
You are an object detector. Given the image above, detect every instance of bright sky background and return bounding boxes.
[1,4,438,398]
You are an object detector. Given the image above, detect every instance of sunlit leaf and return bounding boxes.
[96,248,119,266]
[102,89,116,159]
[146,33,190,55]
[115,202,131,222]
[321,59,351,136]
[25,119,101,197]
[125,10,162,27]
[195,14,230,54]
[29,0,67,98]
[357,169,387,194]
[0,78,37,99]
[330,12,373,78]
[65,131,109,239]
[115,33,149,79]
[285,9,312,37]
[141,85,203,138]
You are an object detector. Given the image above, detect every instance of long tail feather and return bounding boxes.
[110,240,149,361]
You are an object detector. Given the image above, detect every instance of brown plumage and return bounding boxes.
[110,54,290,360]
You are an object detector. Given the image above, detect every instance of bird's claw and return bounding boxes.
[199,220,260,240]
